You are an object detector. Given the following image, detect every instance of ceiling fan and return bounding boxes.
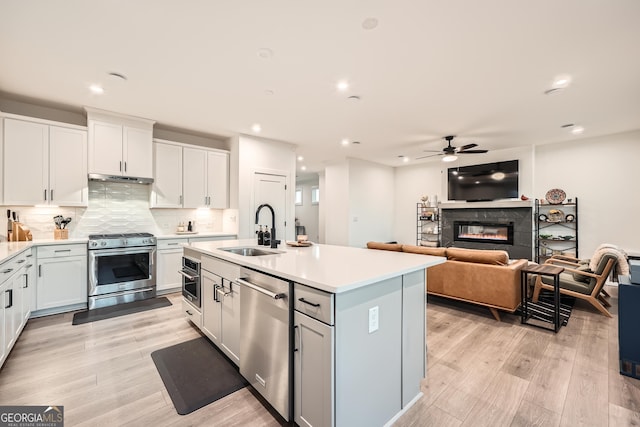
[416,135,488,162]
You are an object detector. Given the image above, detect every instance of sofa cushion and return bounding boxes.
[366,241,403,252]
[446,247,509,266]
[401,245,447,257]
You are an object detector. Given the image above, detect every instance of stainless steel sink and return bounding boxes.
[219,247,283,256]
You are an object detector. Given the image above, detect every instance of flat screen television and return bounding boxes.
[447,160,519,202]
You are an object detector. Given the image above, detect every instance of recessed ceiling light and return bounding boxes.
[301,166,307,171]
[89,84,104,95]
[403,156,409,163]
[297,156,304,161]
[257,48,274,59]
[336,81,349,91]
[552,75,572,89]
[251,123,261,133]
[362,18,379,30]
[570,126,584,135]
[341,138,349,146]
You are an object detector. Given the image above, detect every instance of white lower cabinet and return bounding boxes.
[36,244,87,312]
[201,269,240,365]
[294,311,335,427]
[294,283,335,427]
[1,249,31,368]
[156,238,189,293]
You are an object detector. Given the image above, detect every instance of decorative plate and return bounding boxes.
[545,188,566,204]
[547,209,565,222]
[538,214,548,222]
[565,214,575,222]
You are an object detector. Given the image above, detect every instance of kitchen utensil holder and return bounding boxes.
[54,229,69,240]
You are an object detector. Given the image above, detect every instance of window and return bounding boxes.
[311,186,319,205]
[295,188,303,205]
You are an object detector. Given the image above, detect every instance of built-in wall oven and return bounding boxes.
[88,233,157,309]
[180,255,201,308]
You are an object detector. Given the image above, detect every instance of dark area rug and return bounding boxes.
[516,290,576,327]
[72,297,172,325]
[151,337,248,415]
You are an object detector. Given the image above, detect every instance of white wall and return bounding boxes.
[295,175,319,242]
[232,134,297,241]
[324,158,395,247]
[534,130,640,256]
[348,159,395,247]
[324,162,350,246]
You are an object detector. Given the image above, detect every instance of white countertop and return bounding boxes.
[187,239,445,294]
[0,238,87,264]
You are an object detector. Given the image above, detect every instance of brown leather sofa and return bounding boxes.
[366,242,528,321]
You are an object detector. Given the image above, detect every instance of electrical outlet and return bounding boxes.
[368,306,379,333]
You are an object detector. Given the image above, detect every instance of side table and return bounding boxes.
[521,264,564,332]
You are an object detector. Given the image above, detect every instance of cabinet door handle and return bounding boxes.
[124,161,127,172]
[16,259,26,264]
[39,265,42,277]
[5,289,12,309]
[298,297,320,308]
[2,268,13,274]
[185,309,193,316]
[51,189,54,201]
[44,189,47,201]
[179,195,183,205]
[23,273,28,288]
[54,249,72,253]
[120,161,122,172]
[293,325,299,352]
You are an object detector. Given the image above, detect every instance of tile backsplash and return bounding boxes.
[2,181,234,240]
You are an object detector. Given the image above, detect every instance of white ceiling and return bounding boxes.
[1,1,639,175]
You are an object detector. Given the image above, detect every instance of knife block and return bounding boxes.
[10,222,33,241]
[54,229,69,240]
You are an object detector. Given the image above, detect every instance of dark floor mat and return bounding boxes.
[72,297,172,325]
[151,337,248,415]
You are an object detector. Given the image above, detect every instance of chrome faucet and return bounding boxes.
[255,203,279,248]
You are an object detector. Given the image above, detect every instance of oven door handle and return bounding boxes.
[178,270,198,281]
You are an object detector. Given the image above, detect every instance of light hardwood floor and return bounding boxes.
[1,287,639,426]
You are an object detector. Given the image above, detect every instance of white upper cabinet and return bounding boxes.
[151,140,183,208]
[3,117,88,206]
[86,107,154,179]
[207,150,229,209]
[182,147,229,209]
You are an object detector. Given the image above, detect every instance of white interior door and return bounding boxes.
[253,173,287,242]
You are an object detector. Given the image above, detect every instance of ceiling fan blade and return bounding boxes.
[458,149,489,154]
[457,143,478,151]
[415,153,443,160]
[421,149,444,153]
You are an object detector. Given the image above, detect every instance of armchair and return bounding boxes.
[532,251,619,317]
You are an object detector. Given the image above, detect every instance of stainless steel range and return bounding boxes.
[88,233,157,309]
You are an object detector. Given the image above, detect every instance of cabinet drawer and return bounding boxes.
[37,244,86,259]
[201,256,241,281]
[157,238,188,250]
[294,283,334,325]
[182,298,202,327]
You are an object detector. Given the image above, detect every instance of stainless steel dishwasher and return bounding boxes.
[238,268,291,421]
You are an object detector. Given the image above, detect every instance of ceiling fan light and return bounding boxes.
[442,154,458,162]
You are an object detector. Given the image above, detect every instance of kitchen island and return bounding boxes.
[184,239,444,427]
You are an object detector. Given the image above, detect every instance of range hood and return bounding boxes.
[88,173,154,185]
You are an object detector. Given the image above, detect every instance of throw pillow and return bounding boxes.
[446,247,509,265]
[572,264,592,283]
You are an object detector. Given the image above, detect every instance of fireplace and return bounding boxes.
[454,221,514,245]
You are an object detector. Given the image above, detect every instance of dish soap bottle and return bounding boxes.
[263,226,271,246]
[257,225,264,245]
[187,221,192,232]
